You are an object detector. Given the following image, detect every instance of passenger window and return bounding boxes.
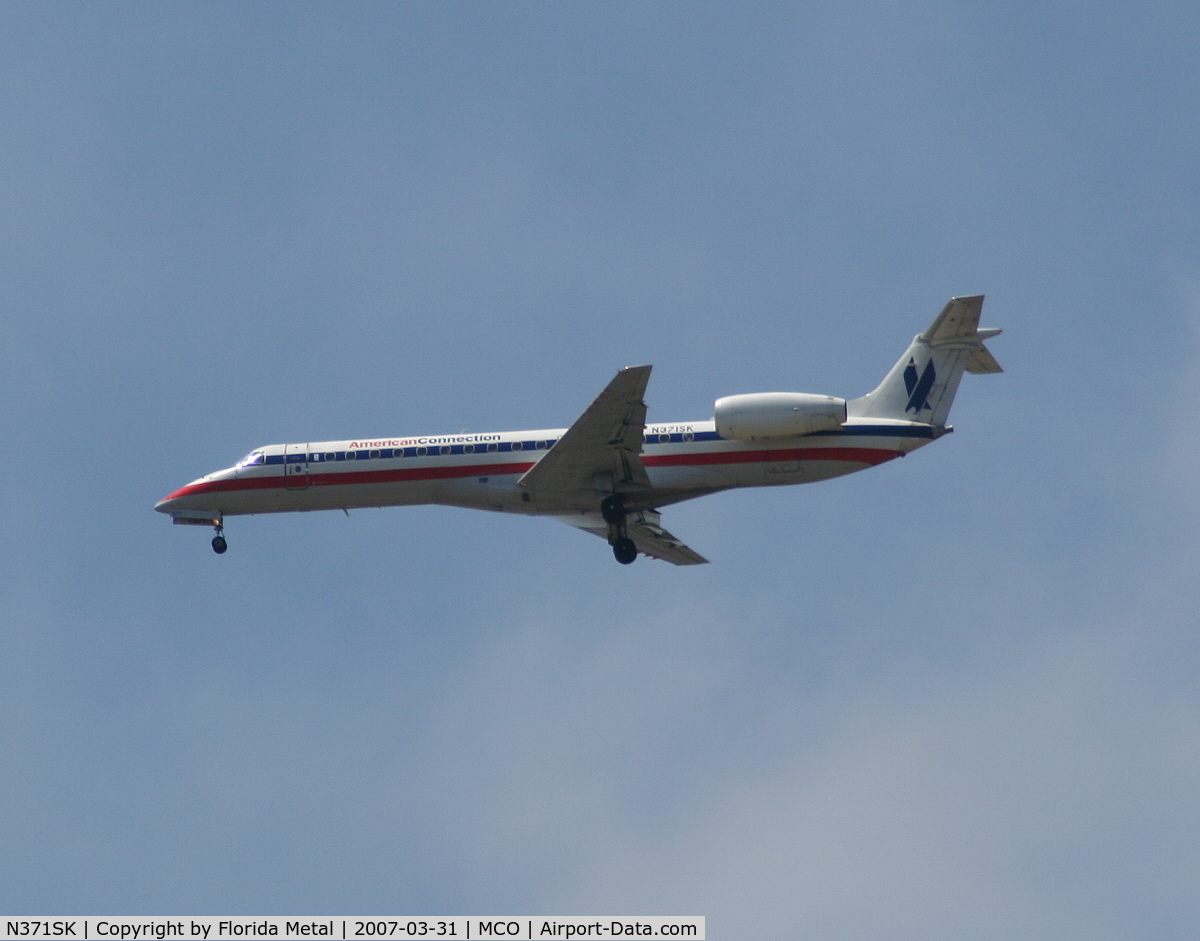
[325,453,335,461]
[682,433,693,442]
[535,441,547,450]
[511,441,523,451]
[370,450,380,459]
[346,451,356,460]
[416,447,427,456]
[487,443,498,452]
[463,444,475,454]
[440,445,451,455]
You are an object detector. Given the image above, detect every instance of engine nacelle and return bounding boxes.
[714,392,847,441]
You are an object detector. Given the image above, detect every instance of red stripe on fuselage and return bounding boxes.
[162,446,901,501]
[642,447,899,468]
[163,461,537,501]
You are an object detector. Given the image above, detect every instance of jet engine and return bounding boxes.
[714,392,847,441]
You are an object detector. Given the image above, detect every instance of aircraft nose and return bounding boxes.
[154,474,215,514]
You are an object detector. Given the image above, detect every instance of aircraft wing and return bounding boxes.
[518,364,653,495]
[627,514,709,565]
[555,510,709,566]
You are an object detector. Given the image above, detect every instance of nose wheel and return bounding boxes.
[211,521,227,554]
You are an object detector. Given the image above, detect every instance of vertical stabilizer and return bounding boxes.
[849,295,1002,426]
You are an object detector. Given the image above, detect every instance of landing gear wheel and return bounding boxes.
[612,536,637,565]
[211,535,228,554]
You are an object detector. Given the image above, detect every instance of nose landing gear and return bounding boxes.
[211,521,227,554]
[601,494,639,565]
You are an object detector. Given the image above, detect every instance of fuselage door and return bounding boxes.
[284,443,310,490]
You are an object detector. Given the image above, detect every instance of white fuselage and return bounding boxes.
[155,417,938,520]
[155,295,999,565]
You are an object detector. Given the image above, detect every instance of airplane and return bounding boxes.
[156,295,1002,565]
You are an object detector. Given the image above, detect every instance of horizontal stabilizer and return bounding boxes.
[965,344,1003,374]
[922,294,985,341]
[922,295,1004,371]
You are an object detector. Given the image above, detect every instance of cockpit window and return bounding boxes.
[236,450,266,468]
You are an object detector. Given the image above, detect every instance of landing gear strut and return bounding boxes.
[601,494,638,565]
[211,521,227,554]
[600,494,626,524]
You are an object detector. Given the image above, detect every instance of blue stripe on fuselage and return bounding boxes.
[261,425,933,464]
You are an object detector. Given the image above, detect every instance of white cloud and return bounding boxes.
[416,613,1200,938]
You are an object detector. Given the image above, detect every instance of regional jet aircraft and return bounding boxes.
[156,295,1001,565]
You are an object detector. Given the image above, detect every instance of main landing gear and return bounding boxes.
[211,521,227,554]
[612,537,637,565]
[601,494,638,565]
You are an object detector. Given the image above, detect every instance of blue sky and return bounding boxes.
[3,3,1200,936]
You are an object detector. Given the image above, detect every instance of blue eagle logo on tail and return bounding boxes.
[903,357,936,413]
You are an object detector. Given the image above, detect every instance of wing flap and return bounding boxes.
[554,510,709,566]
[627,516,709,565]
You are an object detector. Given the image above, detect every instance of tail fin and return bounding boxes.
[849,295,1002,426]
